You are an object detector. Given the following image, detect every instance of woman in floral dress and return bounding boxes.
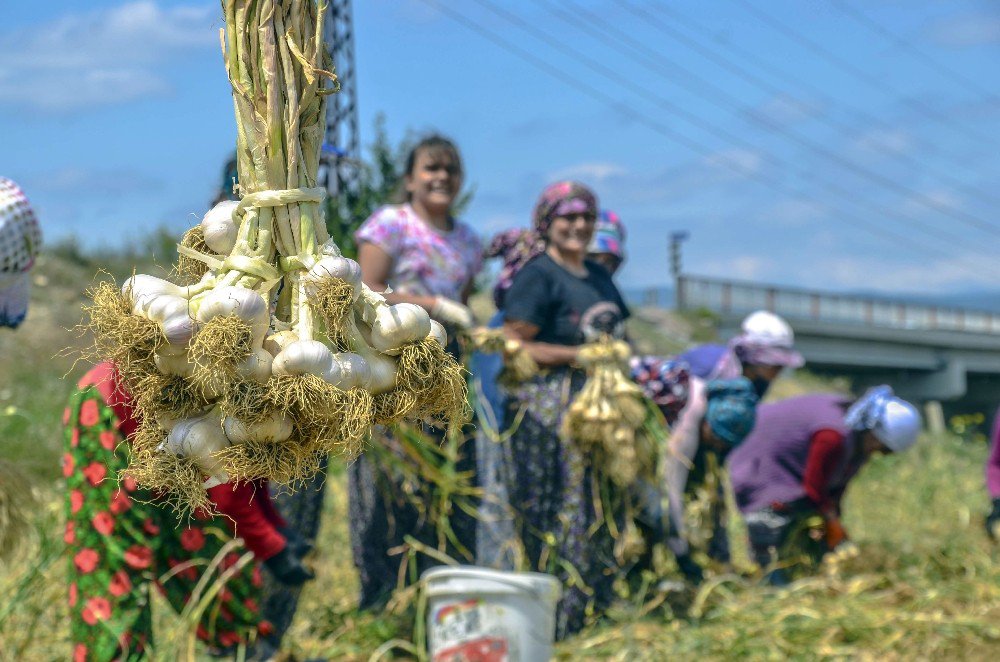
[349,135,484,609]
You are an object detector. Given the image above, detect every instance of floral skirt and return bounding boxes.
[63,385,270,661]
[348,425,478,609]
[503,368,626,639]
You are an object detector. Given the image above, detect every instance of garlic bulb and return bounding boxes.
[304,256,362,296]
[369,303,431,354]
[264,330,299,357]
[195,286,270,345]
[124,275,184,315]
[223,411,293,444]
[235,348,273,384]
[158,410,229,480]
[428,319,448,348]
[323,352,371,389]
[154,349,195,377]
[161,312,199,346]
[201,200,240,254]
[145,294,190,323]
[365,352,398,394]
[271,340,334,377]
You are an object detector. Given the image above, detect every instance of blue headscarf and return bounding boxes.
[704,378,759,446]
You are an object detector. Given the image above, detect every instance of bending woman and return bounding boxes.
[728,386,920,584]
[662,376,759,582]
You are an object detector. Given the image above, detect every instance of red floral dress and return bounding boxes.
[64,364,283,661]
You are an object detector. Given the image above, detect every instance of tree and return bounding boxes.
[324,115,473,259]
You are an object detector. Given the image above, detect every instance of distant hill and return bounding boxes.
[624,285,1000,314]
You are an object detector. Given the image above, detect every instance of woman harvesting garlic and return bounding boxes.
[349,135,484,609]
[495,181,631,638]
[63,362,314,660]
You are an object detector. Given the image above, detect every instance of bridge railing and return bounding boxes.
[672,275,1000,334]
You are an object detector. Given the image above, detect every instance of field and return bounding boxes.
[2,251,1000,660]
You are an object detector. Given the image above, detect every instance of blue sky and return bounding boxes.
[2,0,999,295]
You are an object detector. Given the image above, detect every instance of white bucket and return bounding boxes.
[422,566,561,662]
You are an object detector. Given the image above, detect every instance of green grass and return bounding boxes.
[3,253,1000,659]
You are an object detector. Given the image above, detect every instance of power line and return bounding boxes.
[487,0,1000,246]
[623,0,1000,208]
[729,0,1000,154]
[540,0,993,266]
[826,0,1000,105]
[412,0,1000,283]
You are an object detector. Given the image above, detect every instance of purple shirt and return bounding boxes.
[986,407,1000,499]
[728,394,862,513]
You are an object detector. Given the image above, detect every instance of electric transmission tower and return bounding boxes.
[322,0,360,216]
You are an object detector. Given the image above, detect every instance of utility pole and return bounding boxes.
[322,0,360,215]
[669,231,688,310]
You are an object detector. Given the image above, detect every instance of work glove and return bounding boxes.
[431,297,475,329]
[263,545,315,586]
[823,517,849,551]
[987,498,1000,540]
[675,553,705,585]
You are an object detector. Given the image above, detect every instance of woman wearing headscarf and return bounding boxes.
[728,386,921,585]
[661,376,759,583]
[586,209,626,276]
[677,310,804,398]
[476,209,629,569]
[0,177,42,329]
[494,182,632,637]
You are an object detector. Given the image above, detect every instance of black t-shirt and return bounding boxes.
[504,253,630,345]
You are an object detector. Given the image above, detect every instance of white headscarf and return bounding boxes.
[844,385,921,452]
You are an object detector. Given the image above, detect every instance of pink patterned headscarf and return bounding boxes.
[489,181,599,309]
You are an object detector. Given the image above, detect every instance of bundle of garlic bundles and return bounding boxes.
[80,0,467,512]
[466,327,538,385]
[561,337,652,487]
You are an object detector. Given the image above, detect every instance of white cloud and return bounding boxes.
[851,128,913,157]
[746,94,824,128]
[703,255,772,281]
[700,148,763,178]
[0,1,217,112]
[548,162,628,184]
[930,13,1000,48]
[801,253,993,294]
[762,198,827,227]
[900,187,965,217]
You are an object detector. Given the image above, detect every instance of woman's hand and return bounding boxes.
[432,297,475,329]
[503,320,580,367]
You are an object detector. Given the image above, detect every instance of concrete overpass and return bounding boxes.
[666,275,1000,415]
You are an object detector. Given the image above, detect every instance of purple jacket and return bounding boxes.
[986,407,1000,499]
[728,394,862,514]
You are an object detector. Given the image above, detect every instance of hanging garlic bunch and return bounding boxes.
[561,337,651,487]
[79,0,468,512]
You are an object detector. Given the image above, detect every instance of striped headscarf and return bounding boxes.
[588,209,626,260]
